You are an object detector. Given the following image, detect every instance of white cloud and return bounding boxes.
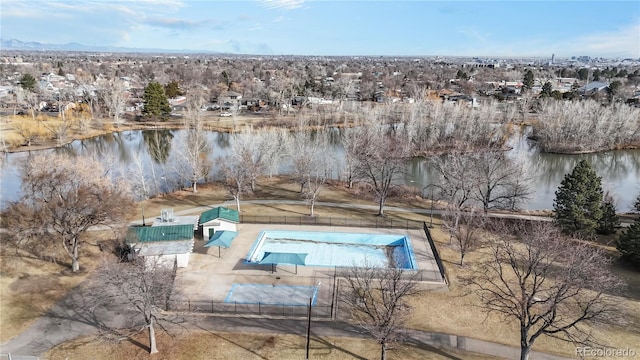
[144,17,207,29]
[564,23,640,58]
[457,27,490,43]
[257,0,304,10]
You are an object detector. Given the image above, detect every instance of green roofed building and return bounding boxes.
[126,225,194,268]
[200,207,239,240]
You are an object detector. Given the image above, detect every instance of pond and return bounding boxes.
[1,129,638,212]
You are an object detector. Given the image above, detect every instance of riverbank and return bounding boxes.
[0,112,276,153]
[3,112,639,156]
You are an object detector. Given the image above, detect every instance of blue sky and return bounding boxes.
[1,0,639,57]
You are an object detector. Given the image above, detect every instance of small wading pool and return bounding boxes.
[225,284,319,305]
[246,230,418,269]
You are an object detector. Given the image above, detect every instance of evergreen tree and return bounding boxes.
[597,199,619,235]
[143,82,171,119]
[523,70,535,90]
[164,80,184,98]
[540,82,553,97]
[617,194,640,266]
[577,68,589,81]
[553,160,604,238]
[19,73,37,92]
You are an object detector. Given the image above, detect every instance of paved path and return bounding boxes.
[185,315,572,360]
[131,199,557,225]
[1,296,573,360]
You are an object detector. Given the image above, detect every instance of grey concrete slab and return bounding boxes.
[173,224,445,306]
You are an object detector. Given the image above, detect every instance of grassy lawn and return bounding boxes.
[45,331,497,360]
[406,226,640,358]
[136,177,436,224]
[0,230,121,342]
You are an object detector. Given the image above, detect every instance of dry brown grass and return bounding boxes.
[136,177,436,223]
[406,226,640,358]
[0,230,121,342]
[45,331,497,360]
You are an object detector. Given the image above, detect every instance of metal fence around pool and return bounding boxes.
[240,215,424,229]
[168,299,333,318]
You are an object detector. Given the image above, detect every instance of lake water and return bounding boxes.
[1,129,638,212]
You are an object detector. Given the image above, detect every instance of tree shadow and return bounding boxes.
[232,258,273,272]
[401,333,464,360]
[193,324,269,360]
[307,333,368,359]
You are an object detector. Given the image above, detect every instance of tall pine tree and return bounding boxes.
[143,82,171,119]
[553,160,604,238]
[597,197,619,235]
[523,70,535,90]
[617,194,640,266]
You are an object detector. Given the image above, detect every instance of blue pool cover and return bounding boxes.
[246,230,418,269]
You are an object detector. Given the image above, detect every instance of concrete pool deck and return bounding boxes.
[174,224,445,306]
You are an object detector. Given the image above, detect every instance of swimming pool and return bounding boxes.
[246,230,418,269]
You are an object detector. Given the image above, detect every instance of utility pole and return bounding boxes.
[305,296,312,359]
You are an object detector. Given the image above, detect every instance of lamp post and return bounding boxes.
[305,296,312,360]
[423,184,436,228]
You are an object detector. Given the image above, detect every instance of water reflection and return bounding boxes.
[143,129,174,164]
[1,129,638,211]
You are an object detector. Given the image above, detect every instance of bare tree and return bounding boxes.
[230,127,266,191]
[127,151,158,225]
[350,112,411,216]
[24,89,41,122]
[441,206,485,265]
[218,141,253,212]
[100,78,128,128]
[471,150,535,213]
[340,260,420,360]
[430,151,477,210]
[3,154,135,272]
[98,256,175,354]
[302,132,334,216]
[258,127,287,178]
[432,150,534,214]
[286,128,316,194]
[341,126,360,188]
[12,118,44,147]
[467,221,622,360]
[534,99,640,153]
[176,104,211,192]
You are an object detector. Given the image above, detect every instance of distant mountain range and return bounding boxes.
[0,38,215,54]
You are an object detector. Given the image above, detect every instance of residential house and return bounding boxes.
[218,91,242,111]
[579,81,609,95]
[125,225,195,268]
[200,207,239,240]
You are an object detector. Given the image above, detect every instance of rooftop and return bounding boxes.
[152,215,200,230]
[126,225,194,243]
[200,207,239,224]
